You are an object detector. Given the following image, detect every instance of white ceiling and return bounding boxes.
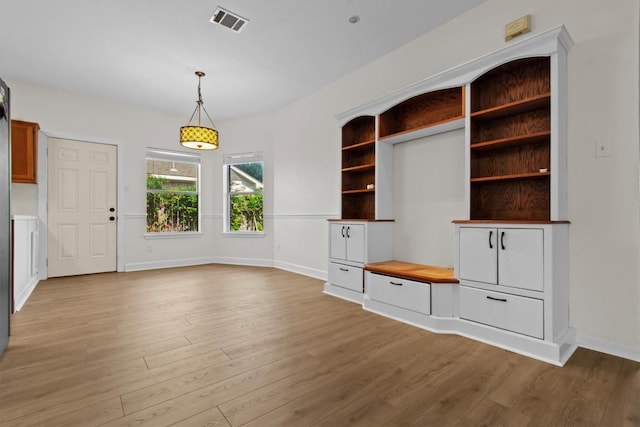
[0,0,485,120]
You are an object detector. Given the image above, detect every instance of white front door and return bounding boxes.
[48,138,117,277]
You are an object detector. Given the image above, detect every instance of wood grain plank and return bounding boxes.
[1,265,637,427]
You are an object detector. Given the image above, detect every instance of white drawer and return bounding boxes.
[366,272,431,315]
[328,262,363,293]
[459,286,544,339]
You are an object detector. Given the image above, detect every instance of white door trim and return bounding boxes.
[38,130,125,275]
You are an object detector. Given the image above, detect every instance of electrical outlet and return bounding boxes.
[595,139,610,157]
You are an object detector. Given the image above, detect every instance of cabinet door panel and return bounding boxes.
[498,228,544,291]
[459,286,544,339]
[345,224,364,263]
[459,227,497,284]
[329,224,346,260]
[367,273,430,315]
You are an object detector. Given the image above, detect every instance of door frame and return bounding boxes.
[38,130,125,277]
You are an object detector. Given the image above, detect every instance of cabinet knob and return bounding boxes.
[501,231,506,250]
[109,207,115,212]
[109,216,115,221]
[341,226,345,238]
[489,230,493,249]
[346,226,351,238]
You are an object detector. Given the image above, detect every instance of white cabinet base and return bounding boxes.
[363,294,577,366]
[323,282,364,304]
[354,269,576,366]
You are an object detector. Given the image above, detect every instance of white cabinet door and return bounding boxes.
[498,228,544,292]
[459,227,497,285]
[345,224,364,263]
[329,223,347,261]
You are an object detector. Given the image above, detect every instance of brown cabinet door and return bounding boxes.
[11,120,39,183]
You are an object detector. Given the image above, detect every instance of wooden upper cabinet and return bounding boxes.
[11,120,39,184]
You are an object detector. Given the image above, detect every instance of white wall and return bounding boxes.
[8,81,275,271]
[10,183,37,215]
[272,0,639,357]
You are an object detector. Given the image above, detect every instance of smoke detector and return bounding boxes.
[210,7,249,32]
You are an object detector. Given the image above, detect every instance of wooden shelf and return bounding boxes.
[342,116,375,148]
[342,189,375,195]
[342,163,375,173]
[341,116,376,219]
[471,130,550,151]
[469,57,552,221]
[342,139,375,151]
[379,116,465,144]
[471,172,550,183]
[471,93,550,121]
[379,87,464,140]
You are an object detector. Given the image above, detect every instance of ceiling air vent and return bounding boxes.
[210,7,249,32]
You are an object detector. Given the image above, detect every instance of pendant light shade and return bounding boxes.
[180,71,219,150]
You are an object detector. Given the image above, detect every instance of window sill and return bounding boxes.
[222,231,265,238]
[144,232,202,240]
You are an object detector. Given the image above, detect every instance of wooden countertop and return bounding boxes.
[364,261,459,284]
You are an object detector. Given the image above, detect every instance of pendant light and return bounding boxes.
[180,71,219,150]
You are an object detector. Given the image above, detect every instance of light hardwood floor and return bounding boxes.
[0,264,638,426]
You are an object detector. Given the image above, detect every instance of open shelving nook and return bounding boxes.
[379,87,465,142]
[470,56,552,221]
[341,116,376,220]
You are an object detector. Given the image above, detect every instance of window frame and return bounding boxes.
[223,152,264,236]
[145,148,202,237]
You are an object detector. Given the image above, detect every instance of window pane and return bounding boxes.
[229,194,263,231]
[146,151,200,233]
[228,162,263,194]
[146,193,199,232]
[147,159,197,192]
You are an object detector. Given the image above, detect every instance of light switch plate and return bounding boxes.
[505,15,532,41]
[596,139,610,157]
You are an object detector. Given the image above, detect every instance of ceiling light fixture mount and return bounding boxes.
[180,71,219,150]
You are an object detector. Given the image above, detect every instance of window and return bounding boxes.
[146,148,200,233]
[223,152,264,233]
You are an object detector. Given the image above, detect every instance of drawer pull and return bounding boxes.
[501,231,506,250]
[489,230,493,249]
[486,296,507,302]
[339,267,349,272]
[389,281,403,286]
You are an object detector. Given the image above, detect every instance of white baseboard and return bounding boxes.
[124,256,273,272]
[273,260,326,281]
[124,257,327,282]
[577,333,640,362]
[14,277,39,312]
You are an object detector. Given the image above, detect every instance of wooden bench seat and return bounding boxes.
[364,260,459,284]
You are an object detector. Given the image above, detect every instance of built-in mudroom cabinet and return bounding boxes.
[324,26,575,365]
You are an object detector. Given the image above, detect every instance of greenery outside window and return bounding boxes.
[223,152,264,233]
[146,148,200,233]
